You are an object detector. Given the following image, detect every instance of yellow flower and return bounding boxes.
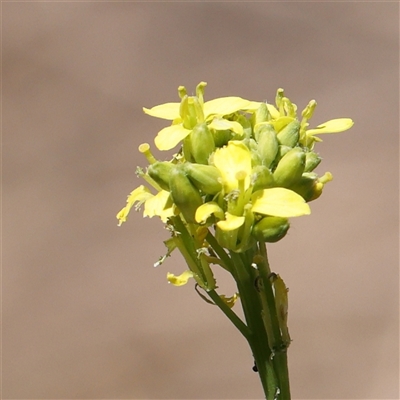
[143,82,256,151]
[195,141,310,237]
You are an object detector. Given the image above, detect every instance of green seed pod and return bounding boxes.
[277,120,300,148]
[147,161,175,191]
[190,123,215,164]
[169,166,203,223]
[185,163,222,195]
[257,125,279,168]
[273,147,306,188]
[252,216,290,243]
[304,151,321,172]
[252,165,275,192]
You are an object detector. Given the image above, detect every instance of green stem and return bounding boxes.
[257,241,291,400]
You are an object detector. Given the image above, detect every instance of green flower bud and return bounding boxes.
[212,129,232,148]
[252,165,275,192]
[277,120,300,148]
[273,147,306,188]
[288,172,318,202]
[304,151,321,172]
[147,161,175,191]
[234,114,252,140]
[190,123,215,164]
[185,163,222,195]
[254,102,271,125]
[252,216,290,243]
[169,166,203,223]
[256,125,279,168]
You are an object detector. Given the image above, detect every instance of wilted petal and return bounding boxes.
[203,97,251,118]
[167,270,194,286]
[143,102,181,120]
[220,293,240,308]
[154,124,191,150]
[116,186,153,225]
[217,212,245,231]
[195,202,225,224]
[251,188,311,217]
[306,118,354,135]
[144,190,171,218]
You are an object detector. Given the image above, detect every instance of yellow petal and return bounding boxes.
[270,116,295,132]
[116,186,153,225]
[213,141,252,192]
[208,117,244,135]
[167,270,194,286]
[154,124,191,150]
[143,102,181,120]
[203,97,251,118]
[195,202,224,224]
[143,190,170,218]
[217,212,245,231]
[251,188,311,218]
[267,104,280,119]
[306,118,354,135]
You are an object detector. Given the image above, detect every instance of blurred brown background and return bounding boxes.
[2,2,399,399]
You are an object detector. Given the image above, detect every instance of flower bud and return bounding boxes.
[190,123,215,164]
[213,129,232,148]
[185,163,222,195]
[169,166,203,223]
[256,125,279,168]
[252,165,275,192]
[273,147,306,188]
[147,161,175,191]
[288,173,318,202]
[304,151,321,172]
[254,102,271,125]
[252,216,290,243]
[277,120,300,148]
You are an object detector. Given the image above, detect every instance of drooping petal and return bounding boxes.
[154,124,191,150]
[217,212,245,231]
[251,188,311,218]
[203,97,251,118]
[143,190,171,219]
[213,141,252,192]
[195,202,225,224]
[143,102,181,120]
[208,117,244,136]
[167,270,194,286]
[306,118,354,135]
[116,186,153,225]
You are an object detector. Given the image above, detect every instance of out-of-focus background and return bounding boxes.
[2,2,399,399]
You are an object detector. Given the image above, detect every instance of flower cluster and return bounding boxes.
[117,82,353,290]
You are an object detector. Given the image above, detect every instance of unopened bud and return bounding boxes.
[277,120,300,148]
[257,125,279,168]
[190,123,215,164]
[147,161,175,191]
[252,216,290,243]
[304,151,321,172]
[169,166,203,223]
[252,165,275,192]
[185,163,222,195]
[273,147,306,188]
[254,102,271,125]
